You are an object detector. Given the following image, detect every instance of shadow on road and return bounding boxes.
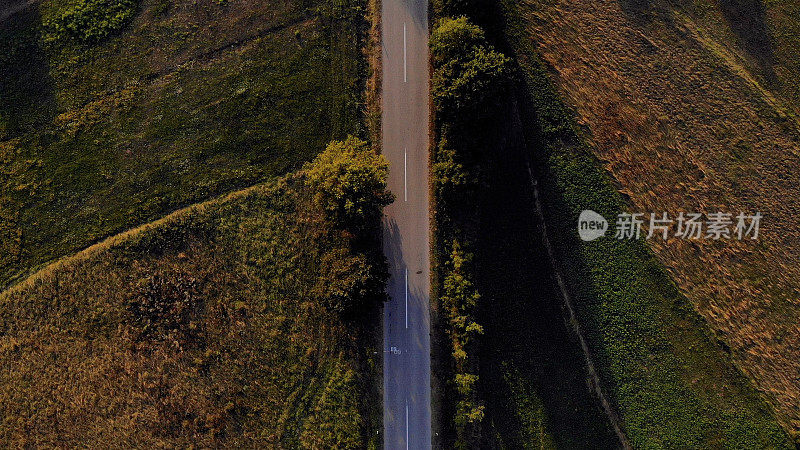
[382,218,405,276]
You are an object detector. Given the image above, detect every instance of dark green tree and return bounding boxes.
[430,16,486,65]
[433,0,490,21]
[430,17,511,125]
[305,136,392,315]
[304,136,393,234]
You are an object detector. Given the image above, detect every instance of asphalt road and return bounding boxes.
[381,0,431,448]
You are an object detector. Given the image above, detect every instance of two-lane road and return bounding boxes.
[381,0,431,448]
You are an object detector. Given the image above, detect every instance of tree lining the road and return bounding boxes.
[429,13,511,448]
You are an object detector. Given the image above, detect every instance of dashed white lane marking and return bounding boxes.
[404,148,408,202]
[403,23,407,83]
[405,268,408,329]
[406,401,409,449]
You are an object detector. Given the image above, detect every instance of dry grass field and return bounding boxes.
[514,0,800,438]
[0,151,386,446]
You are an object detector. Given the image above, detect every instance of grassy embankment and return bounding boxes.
[0,138,389,447]
[492,0,796,447]
[0,0,368,290]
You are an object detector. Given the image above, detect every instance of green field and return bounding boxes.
[0,0,368,290]
[474,115,621,449]
[0,144,386,446]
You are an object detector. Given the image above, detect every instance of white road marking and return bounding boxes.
[405,268,408,329]
[406,401,409,449]
[403,23,407,83]
[404,148,407,202]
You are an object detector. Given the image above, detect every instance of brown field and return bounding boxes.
[516,0,800,435]
[0,169,383,447]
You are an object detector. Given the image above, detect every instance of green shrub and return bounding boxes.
[440,240,484,446]
[455,398,484,426]
[312,245,387,315]
[45,0,140,44]
[304,136,393,233]
[430,17,485,66]
[430,17,511,125]
[433,139,471,206]
[440,241,481,360]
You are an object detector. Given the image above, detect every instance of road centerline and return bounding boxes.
[406,402,409,450]
[403,23,407,83]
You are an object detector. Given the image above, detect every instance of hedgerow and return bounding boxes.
[430,15,510,448]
